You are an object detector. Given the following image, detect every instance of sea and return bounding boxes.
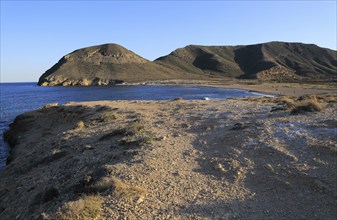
[0,82,272,170]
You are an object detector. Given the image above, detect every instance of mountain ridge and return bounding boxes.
[38,42,337,86]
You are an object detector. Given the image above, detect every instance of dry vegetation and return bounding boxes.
[240,94,328,114]
[42,196,103,220]
[291,99,323,114]
[42,176,145,220]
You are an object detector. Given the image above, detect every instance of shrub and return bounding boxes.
[291,99,323,114]
[100,112,119,122]
[278,96,296,109]
[43,196,102,220]
[92,112,120,124]
[75,121,85,130]
[127,123,145,136]
[112,178,146,200]
[75,175,146,200]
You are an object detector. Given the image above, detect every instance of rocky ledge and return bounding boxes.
[39,77,125,86]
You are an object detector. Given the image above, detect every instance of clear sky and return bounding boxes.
[1,0,336,82]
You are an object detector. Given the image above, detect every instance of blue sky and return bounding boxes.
[1,1,336,82]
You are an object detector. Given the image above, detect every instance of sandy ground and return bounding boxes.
[140,79,337,96]
[0,94,336,219]
[220,83,337,96]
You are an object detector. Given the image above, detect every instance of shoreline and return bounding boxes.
[134,80,337,96]
[24,79,337,96]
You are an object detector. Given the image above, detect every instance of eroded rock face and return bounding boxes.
[40,77,124,86]
[256,66,302,82]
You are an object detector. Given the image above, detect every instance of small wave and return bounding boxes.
[250,92,275,97]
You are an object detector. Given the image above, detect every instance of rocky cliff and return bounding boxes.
[38,42,337,86]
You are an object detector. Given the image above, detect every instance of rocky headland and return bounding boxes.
[38,42,337,86]
[1,94,336,219]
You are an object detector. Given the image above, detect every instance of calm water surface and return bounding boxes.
[0,82,271,170]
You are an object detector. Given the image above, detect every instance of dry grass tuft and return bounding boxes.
[112,177,146,200]
[43,103,59,109]
[75,120,85,130]
[99,112,120,122]
[127,123,145,135]
[120,122,155,146]
[291,99,323,114]
[75,173,146,199]
[297,94,318,102]
[90,112,121,124]
[278,96,296,108]
[82,176,116,194]
[43,196,102,220]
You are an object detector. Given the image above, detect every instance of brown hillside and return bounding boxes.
[38,42,337,86]
[38,44,206,86]
[155,42,337,82]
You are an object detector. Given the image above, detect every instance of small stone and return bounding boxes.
[136,197,144,204]
[231,122,247,130]
[156,136,165,141]
[264,164,274,172]
[84,144,94,150]
[173,171,180,176]
[214,163,226,172]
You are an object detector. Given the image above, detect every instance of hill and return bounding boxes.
[38,42,337,86]
[155,42,337,82]
[37,44,207,86]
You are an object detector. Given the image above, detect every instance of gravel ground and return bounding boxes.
[0,97,336,219]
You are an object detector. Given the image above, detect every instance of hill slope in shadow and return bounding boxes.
[155,41,337,82]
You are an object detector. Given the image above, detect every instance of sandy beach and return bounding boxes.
[140,79,337,97]
[1,92,336,219]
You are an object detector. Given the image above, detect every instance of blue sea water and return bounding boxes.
[0,82,271,170]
